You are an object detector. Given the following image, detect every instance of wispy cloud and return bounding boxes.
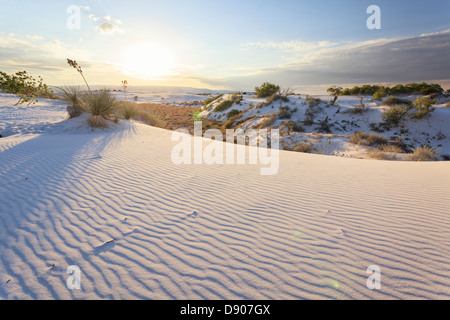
[240,40,337,52]
[89,14,123,35]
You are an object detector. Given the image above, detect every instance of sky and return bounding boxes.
[0,0,449,93]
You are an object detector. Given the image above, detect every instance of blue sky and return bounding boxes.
[0,0,449,92]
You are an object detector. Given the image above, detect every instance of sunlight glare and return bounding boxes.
[121,42,176,79]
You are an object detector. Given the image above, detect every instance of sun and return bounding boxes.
[120,42,176,79]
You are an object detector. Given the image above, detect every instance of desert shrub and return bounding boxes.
[214,100,233,112]
[278,106,291,119]
[410,96,436,119]
[203,94,223,106]
[284,121,304,132]
[315,116,333,133]
[260,112,278,128]
[231,92,243,104]
[227,109,241,120]
[255,82,280,98]
[383,96,411,106]
[378,144,405,153]
[408,146,439,161]
[0,70,54,105]
[350,131,388,146]
[334,82,443,96]
[367,149,396,160]
[381,104,411,126]
[137,110,167,128]
[115,101,141,120]
[265,93,282,104]
[293,142,313,153]
[306,96,322,108]
[373,87,389,100]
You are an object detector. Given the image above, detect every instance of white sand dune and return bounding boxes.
[1,99,450,300]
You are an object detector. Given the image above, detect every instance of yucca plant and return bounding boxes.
[55,85,84,118]
[83,89,117,128]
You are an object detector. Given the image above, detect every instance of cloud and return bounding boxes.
[99,22,120,34]
[88,14,122,35]
[228,30,450,89]
[240,40,336,52]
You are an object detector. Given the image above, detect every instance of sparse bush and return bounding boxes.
[410,96,436,119]
[378,144,405,153]
[260,112,278,128]
[373,87,389,100]
[350,131,388,146]
[367,149,396,160]
[137,110,167,128]
[284,120,304,132]
[278,106,291,119]
[382,104,411,126]
[227,109,241,120]
[408,146,439,161]
[203,94,223,106]
[383,96,411,106]
[315,116,333,133]
[255,82,280,98]
[0,70,54,105]
[115,101,141,120]
[293,142,313,153]
[327,86,343,105]
[214,100,233,112]
[306,96,322,108]
[231,92,243,104]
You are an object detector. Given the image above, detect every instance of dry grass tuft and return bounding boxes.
[259,112,278,128]
[407,146,439,161]
[350,131,388,146]
[367,149,396,160]
[378,144,405,153]
[293,142,313,153]
[115,101,141,120]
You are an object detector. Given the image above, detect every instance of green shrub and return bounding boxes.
[0,70,54,105]
[214,100,233,112]
[381,104,411,126]
[203,94,223,106]
[373,87,389,100]
[255,82,280,98]
[410,96,436,119]
[383,96,411,106]
[227,109,241,120]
